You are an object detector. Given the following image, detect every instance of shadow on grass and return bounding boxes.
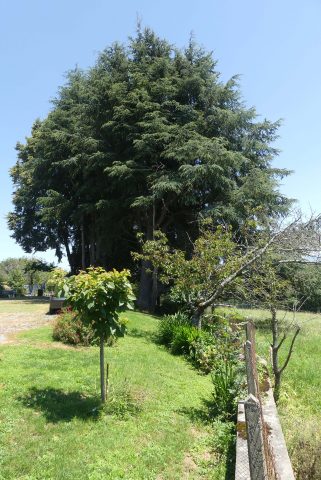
[0,296,50,304]
[127,327,157,343]
[178,397,237,424]
[178,398,236,480]
[224,434,236,480]
[19,387,101,423]
[177,398,216,425]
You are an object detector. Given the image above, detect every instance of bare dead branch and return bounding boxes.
[276,333,286,352]
[279,326,301,375]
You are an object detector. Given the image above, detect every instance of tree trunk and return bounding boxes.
[192,306,204,330]
[274,371,281,402]
[81,220,86,270]
[64,239,74,273]
[89,214,96,266]
[271,306,280,401]
[150,267,158,314]
[100,336,106,403]
[137,220,155,311]
[137,259,153,311]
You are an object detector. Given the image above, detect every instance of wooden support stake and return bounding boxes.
[244,340,259,397]
[106,362,109,400]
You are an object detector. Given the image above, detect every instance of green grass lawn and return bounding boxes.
[0,302,230,480]
[0,297,49,314]
[235,307,321,474]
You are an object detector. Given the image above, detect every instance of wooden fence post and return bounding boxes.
[246,321,256,345]
[244,394,268,480]
[244,340,259,397]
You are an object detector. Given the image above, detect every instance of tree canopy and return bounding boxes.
[0,257,54,294]
[8,26,292,309]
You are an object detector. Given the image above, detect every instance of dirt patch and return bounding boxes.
[0,312,54,344]
[182,454,198,478]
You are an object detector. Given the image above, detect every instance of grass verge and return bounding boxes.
[235,307,321,478]
[0,303,232,479]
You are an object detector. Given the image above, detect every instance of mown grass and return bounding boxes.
[0,297,49,314]
[235,307,321,476]
[0,301,232,480]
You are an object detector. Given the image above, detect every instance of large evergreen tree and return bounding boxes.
[9,27,291,309]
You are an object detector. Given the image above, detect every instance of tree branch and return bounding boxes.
[276,333,286,352]
[279,326,300,374]
[199,229,284,310]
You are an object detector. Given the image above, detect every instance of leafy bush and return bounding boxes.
[157,312,203,355]
[158,292,187,315]
[211,420,236,477]
[191,316,242,373]
[157,312,190,345]
[53,309,98,346]
[190,335,219,373]
[46,267,67,296]
[223,308,246,323]
[170,325,202,355]
[211,359,242,420]
[211,419,236,458]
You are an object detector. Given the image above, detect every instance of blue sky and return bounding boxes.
[1,0,321,268]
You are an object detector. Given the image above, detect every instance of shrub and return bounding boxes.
[53,309,98,346]
[211,359,242,420]
[158,292,187,315]
[157,312,190,346]
[190,336,219,373]
[191,316,242,373]
[224,308,246,323]
[46,267,67,296]
[170,324,202,355]
[211,419,236,458]
[211,420,236,477]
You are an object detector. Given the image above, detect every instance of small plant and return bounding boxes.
[105,381,143,419]
[62,267,135,403]
[190,336,219,373]
[211,419,236,458]
[211,359,242,420]
[191,316,242,372]
[53,308,98,346]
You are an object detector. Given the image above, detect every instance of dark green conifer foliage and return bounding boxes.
[9,26,291,309]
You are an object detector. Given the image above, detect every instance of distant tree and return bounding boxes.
[8,269,26,295]
[279,263,321,311]
[24,259,54,292]
[0,258,28,278]
[0,257,54,294]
